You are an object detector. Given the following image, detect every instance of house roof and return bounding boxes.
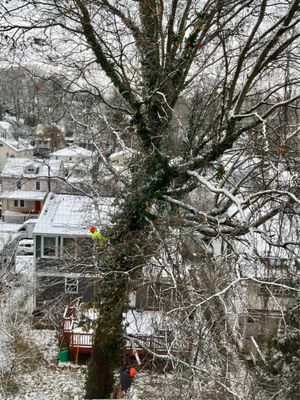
[50,145,93,158]
[0,190,47,201]
[124,310,164,336]
[109,148,136,164]
[33,193,115,236]
[0,121,11,130]
[0,138,34,152]
[71,309,165,338]
[1,158,62,178]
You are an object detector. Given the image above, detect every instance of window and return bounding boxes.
[25,165,39,174]
[62,237,76,257]
[17,181,21,189]
[14,200,18,207]
[36,181,40,190]
[20,200,25,207]
[42,236,58,257]
[69,157,72,161]
[261,257,288,268]
[0,143,3,147]
[65,278,79,294]
[269,257,287,267]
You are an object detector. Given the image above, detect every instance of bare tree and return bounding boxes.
[1,1,300,398]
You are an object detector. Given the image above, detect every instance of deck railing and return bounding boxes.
[61,298,184,357]
[70,331,93,349]
[61,297,82,334]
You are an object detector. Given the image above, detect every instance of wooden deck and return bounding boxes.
[61,297,186,362]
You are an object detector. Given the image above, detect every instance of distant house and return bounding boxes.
[226,256,299,363]
[34,124,65,156]
[0,158,65,222]
[0,121,13,139]
[0,137,34,172]
[32,193,115,317]
[109,148,136,165]
[50,145,94,191]
[96,149,135,195]
[51,145,93,164]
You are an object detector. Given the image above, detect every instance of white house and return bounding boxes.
[34,124,65,156]
[0,121,13,139]
[0,137,34,172]
[225,255,300,363]
[32,193,115,314]
[50,145,93,163]
[50,145,94,190]
[0,158,65,222]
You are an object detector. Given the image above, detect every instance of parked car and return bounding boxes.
[16,239,34,255]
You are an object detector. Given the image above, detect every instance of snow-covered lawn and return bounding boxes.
[0,255,151,400]
[3,329,86,400]
[1,255,87,400]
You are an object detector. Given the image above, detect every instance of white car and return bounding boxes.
[16,239,34,255]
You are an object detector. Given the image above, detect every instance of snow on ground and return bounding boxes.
[0,233,253,399]
[0,254,87,400]
[3,328,86,400]
[15,256,34,277]
[0,272,170,400]
[0,254,156,400]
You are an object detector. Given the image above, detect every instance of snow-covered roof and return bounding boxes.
[50,145,93,158]
[0,190,47,200]
[70,307,165,338]
[33,193,115,236]
[0,137,34,152]
[0,221,22,232]
[1,158,62,178]
[124,310,164,336]
[0,121,11,131]
[109,149,136,163]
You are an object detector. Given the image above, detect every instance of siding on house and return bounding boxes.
[35,275,93,309]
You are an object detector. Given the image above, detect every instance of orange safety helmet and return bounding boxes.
[89,226,97,234]
[129,367,136,378]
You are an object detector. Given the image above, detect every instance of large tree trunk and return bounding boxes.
[85,163,170,398]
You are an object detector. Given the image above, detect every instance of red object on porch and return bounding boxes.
[35,201,41,213]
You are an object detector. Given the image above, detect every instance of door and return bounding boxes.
[35,201,41,213]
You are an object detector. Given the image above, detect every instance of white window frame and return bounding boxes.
[65,277,79,294]
[25,165,39,174]
[36,181,41,190]
[41,236,59,258]
[13,199,18,207]
[20,199,25,208]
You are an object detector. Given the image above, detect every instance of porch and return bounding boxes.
[61,297,182,363]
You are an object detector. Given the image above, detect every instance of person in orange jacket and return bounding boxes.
[117,366,137,398]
